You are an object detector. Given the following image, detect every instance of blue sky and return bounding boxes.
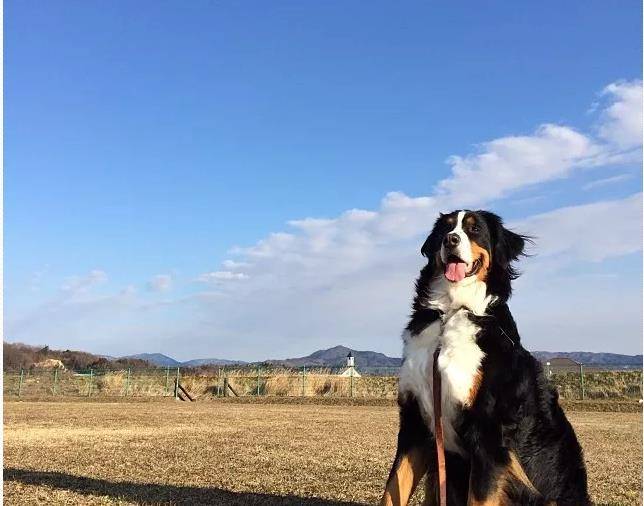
[5,2,643,360]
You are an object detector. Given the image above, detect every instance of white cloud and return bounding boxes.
[597,80,643,149]
[60,269,108,294]
[220,79,642,275]
[517,193,642,262]
[435,81,642,207]
[222,259,251,270]
[197,271,249,283]
[193,79,642,356]
[437,125,601,205]
[147,274,173,292]
[582,173,633,191]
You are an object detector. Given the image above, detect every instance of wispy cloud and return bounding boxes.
[60,270,108,294]
[147,274,173,292]
[516,193,642,261]
[221,260,251,270]
[197,271,249,283]
[582,173,633,191]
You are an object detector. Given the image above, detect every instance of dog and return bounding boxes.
[381,210,590,505]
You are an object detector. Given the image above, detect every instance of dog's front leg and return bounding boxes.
[381,394,434,506]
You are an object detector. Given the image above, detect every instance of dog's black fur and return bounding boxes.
[390,210,590,505]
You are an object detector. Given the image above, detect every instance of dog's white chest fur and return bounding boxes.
[399,309,484,454]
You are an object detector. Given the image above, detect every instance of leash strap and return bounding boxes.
[433,348,447,506]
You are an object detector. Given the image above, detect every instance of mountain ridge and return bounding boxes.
[125,346,642,368]
[123,353,247,367]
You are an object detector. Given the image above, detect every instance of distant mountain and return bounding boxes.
[181,358,247,367]
[531,351,642,367]
[263,347,641,369]
[122,353,246,367]
[264,345,402,368]
[123,353,180,367]
[122,348,642,369]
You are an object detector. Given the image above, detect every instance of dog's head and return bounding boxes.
[421,210,528,301]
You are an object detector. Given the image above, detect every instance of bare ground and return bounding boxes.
[3,400,642,505]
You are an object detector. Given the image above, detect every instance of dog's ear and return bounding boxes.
[478,210,529,266]
[420,234,435,258]
[502,228,527,262]
[421,214,446,258]
[478,211,532,300]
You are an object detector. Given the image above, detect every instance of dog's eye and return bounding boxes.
[470,225,480,233]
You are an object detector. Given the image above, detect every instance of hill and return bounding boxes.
[264,347,641,369]
[264,345,402,368]
[531,351,642,367]
[123,353,180,367]
[122,354,246,367]
[6,341,640,371]
[3,342,153,371]
[181,358,248,367]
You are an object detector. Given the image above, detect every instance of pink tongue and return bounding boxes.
[445,262,466,282]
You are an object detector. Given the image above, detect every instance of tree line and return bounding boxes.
[3,341,153,371]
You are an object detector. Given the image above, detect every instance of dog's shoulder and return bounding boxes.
[468,303,548,410]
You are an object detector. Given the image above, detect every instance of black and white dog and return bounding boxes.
[381,210,589,506]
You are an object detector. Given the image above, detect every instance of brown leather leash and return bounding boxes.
[433,347,447,506]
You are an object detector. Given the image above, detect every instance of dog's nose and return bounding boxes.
[443,233,460,248]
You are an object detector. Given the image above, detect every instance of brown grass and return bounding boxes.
[6,369,641,402]
[3,400,642,505]
[551,370,642,400]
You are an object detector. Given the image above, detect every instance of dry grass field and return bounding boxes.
[3,400,642,505]
[6,368,641,400]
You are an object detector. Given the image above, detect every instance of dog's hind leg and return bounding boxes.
[467,448,547,506]
[381,394,434,506]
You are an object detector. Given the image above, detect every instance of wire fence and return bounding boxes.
[3,365,641,401]
[3,366,397,399]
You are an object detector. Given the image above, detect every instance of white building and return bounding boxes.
[339,352,361,377]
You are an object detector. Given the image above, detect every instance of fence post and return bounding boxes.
[165,366,170,395]
[256,366,261,396]
[301,366,306,397]
[125,368,131,396]
[223,376,228,397]
[350,370,354,398]
[18,368,24,398]
[174,367,180,400]
[53,368,58,395]
[87,369,94,397]
[579,363,585,400]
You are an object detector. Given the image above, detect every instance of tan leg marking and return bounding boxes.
[381,448,429,506]
[508,452,538,494]
[467,451,539,505]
